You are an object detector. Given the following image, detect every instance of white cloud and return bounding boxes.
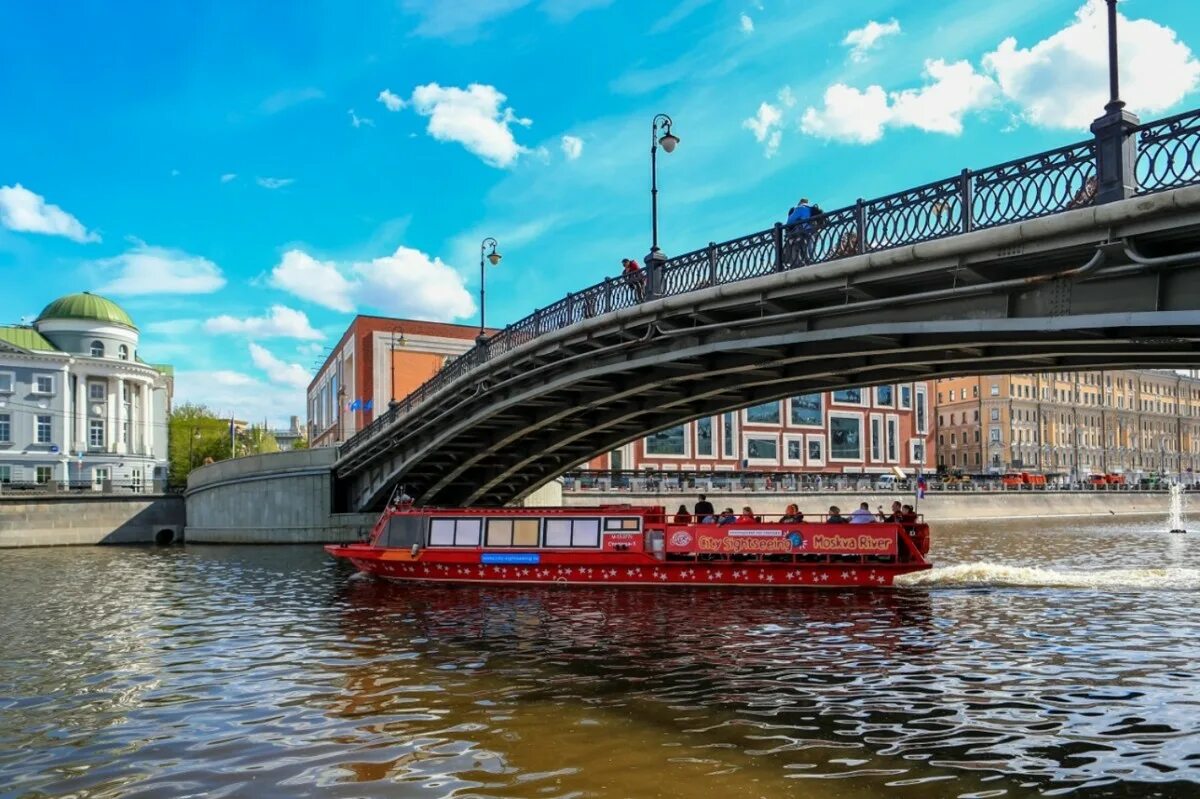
[743,102,783,157]
[377,88,406,111]
[560,134,584,160]
[800,59,996,143]
[739,13,754,34]
[93,244,226,295]
[843,19,901,63]
[409,82,532,168]
[220,173,238,183]
[174,368,304,428]
[983,0,1200,130]
[260,87,324,114]
[0,184,100,243]
[269,245,475,321]
[348,108,374,128]
[801,84,891,144]
[204,305,324,340]
[145,318,200,335]
[249,343,311,389]
[256,177,295,189]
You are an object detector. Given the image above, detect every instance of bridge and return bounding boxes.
[335,107,1200,511]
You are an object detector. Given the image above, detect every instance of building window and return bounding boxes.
[645,425,687,456]
[0,412,10,443]
[870,415,883,461]
[973,385,979,397]
[36,466,53,484]
[789,394,823,426]
[887,416,899,461]
[90,382,106,401]
[784,435,804,465]
[118,344,129,360]
[36,415,52,444]
[34,375,54,395]
[990,383,999,396]
[89,419,105,448]
[914,385,928,434]
[722,412,736,459]
[829,414,863,460]
[910,440,926,464]
[745,402,781,425]
[807,435,826,467]
[832,388,863,404]
[990,408,1000,421]
[990,426,1001,442]
[744,435,779,462]
[0,465,9,483]
[875,385,894,407]
[90,340,105,357]
[0,372,13,393]
[696,417,714,457]
[900,385,912,409]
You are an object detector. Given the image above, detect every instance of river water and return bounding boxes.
[2,517,1199,798]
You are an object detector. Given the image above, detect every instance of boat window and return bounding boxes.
[485,518,540,547]
[544,517,601,548]
[605,518,640,531]
[430,517,482,546]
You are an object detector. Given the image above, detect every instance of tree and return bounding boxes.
[291,437,309,450]
[168,403,235,486]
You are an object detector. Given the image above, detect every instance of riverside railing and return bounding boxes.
[340,108,1200,458]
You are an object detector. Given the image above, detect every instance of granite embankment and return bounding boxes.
[562,489,1171,521]
[0,494,185,547]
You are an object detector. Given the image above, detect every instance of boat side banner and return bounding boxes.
[665,525,897,556]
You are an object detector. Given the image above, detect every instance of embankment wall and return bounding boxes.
[562,489,1170,521]
[0,494,186,548]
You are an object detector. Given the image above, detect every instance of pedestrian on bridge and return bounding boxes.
[621,258,645,301]
[785,198,821,267]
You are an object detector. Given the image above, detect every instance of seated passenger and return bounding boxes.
[882,500,903,522]
[738,505,757,523]
[901,504,918,526]
[826,505,848,524]
[780,503,803,523]
[849,502,876,524]
[717,508,737,525]
[673,504,692,524]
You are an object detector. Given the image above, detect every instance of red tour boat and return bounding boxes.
[326,501,932,588]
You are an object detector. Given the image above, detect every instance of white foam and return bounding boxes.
[895,562,1200,591]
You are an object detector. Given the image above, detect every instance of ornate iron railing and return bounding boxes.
[339,107,1199,456]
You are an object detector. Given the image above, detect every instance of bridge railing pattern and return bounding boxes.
[341,108,1200,456]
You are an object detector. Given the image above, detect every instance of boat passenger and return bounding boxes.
[826,505,848,524]
[881,500,903,522]
[717,508,737,525]
[673,505,692,524]
[849,502,875,524]
[780,503,803,523]
[694,494,715,518]
[738,506,758,523]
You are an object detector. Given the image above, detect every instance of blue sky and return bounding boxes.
[2,0,1198,425]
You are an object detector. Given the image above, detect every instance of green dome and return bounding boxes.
[36,292,136,330]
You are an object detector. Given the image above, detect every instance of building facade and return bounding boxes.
[585,383,932,476]
[933,370,1200,481]
[308,316,489,448]
[0,292,173,488]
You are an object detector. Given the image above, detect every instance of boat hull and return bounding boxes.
[328,545,930,588]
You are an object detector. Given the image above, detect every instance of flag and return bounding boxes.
[349,398,362,411]
[917,475,926,499]
[363,400,373,411]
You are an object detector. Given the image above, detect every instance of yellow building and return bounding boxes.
[933,370,1200,482]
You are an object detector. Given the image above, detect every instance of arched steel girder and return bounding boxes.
[346,310,1200,509]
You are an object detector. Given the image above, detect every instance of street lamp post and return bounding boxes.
[1091,0,1139,204]
[478,238,502,345]
[188,426,200,470]
[388,327,406,411]
[646,113,679,298]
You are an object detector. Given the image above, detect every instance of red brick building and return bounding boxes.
[307,316,490,448]
[585,383,932,476]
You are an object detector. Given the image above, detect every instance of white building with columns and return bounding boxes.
[0,292,172,489]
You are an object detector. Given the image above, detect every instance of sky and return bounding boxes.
[1,0,1198,426]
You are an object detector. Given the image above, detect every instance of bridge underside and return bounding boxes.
[337,199,1200,510]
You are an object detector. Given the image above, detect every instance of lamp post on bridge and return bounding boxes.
[646,113,679,299]
[388,327,406,411]
[478,238,502,346]
[1090,0,1140,204]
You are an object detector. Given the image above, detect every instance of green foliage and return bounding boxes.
[291,437,309,450]
[168,403,235,486]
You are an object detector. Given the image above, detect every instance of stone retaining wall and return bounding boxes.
[0,495,186,547]
[563,489,1170,521]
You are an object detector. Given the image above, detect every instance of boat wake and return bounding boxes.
[895,562,1200,591]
